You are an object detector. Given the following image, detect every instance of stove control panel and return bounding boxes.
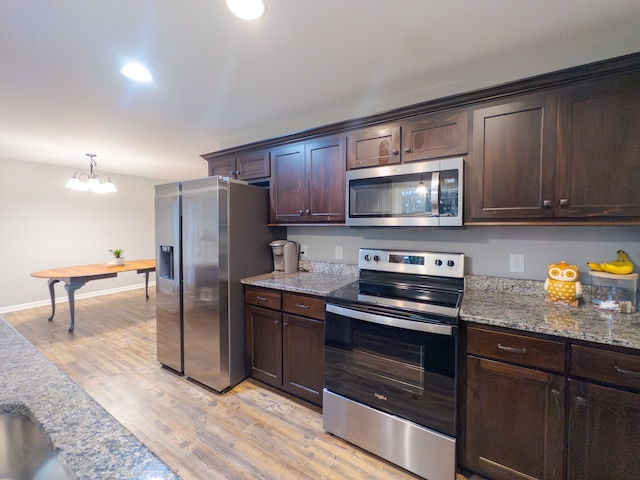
[358,248,465,278]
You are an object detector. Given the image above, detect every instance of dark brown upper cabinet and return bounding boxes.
[402,110,468,163]
[346,124,401,169]
[469,70,640,223]
[207,149,270,181]
[346,110,468,170]
[270,135,345,224]
[207,155,235,178]
[555,71,640,218]
[470,92,558,221]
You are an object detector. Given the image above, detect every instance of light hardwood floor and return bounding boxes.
[3,287,438,480]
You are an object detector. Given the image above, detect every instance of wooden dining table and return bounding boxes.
[31,259,155,332]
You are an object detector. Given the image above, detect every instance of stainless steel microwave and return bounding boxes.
[346,157,463,227]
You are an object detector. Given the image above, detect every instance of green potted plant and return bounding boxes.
[109,248,125,266]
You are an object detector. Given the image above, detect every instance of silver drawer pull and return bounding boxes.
[614,365,640,377]
[498,344,527,354]
[295,303,310,309]
[255,296,269,301]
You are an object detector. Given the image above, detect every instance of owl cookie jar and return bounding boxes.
[544,261,582,307]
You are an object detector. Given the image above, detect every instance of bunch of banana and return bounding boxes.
[587,250,634,274]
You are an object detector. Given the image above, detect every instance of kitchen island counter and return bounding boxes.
[0,318,178,480]
[461,276,640,350]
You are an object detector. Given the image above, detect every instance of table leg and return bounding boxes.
[63,282,86,333]
[144,272,150,300]
[46,279,60,321]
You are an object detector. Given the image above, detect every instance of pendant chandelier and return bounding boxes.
[65,153,117,193]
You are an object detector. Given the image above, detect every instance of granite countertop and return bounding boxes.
[462,276,640,351]
[242,266,640,352]
[0,319,178,480]
[241,261,359,296]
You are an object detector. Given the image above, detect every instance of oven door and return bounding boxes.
[324,303,457,437]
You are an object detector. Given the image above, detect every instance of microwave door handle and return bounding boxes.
[430,171,440,216]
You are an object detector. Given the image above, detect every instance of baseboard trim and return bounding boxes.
[0,282,156,314]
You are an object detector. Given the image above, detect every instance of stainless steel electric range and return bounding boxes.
[323,248,464,480]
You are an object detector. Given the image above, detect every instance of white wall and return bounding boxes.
[0,158,166,310]
[288,225,640,284]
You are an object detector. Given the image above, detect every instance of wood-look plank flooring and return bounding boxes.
[3,288,442,480]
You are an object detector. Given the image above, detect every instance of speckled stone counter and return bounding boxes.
[241,261,358,296]
[0,319,178,480]
[461,275,640,351]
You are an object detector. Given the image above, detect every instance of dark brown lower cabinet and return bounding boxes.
[567,380,640,479]
[282,313,324,404]
[465,356,565,480]
[246,305,282,386]
[463,325,640,480]
[245,287,324,406]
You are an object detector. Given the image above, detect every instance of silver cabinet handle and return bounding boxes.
[392,149,399,155]
[305,209,310,214]
[299,209,303,215]
[405,147,412,153]
[614,365,640,377]
[295,303,310,309]
[543,200,552,207]
[498,343,527,354]
[560,198,569,206]
[575,396,587,406]
[255,296,268,301]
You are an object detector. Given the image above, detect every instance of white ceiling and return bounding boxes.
[1,1,640,182]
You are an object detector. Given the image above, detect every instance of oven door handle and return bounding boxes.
[326,304,454,336]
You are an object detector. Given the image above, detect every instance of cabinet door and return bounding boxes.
[470,93,557,220]
[465,357,565,480]
[402,110,468,162]
[236,150,270,180]
[346,124,401,169]
[306,136,345,222]
[556,72,640,218]
[207,155,235,177]
[282,313,324,405]
[246,305,282,387]
[567,379,640,480]
[270,143,307,223]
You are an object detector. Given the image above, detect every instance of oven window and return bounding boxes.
[352,330,425,395]
[325,310,456,436]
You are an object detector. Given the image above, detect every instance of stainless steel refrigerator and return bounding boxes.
[155,176,281,392]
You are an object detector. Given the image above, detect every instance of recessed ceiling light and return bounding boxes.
[227,0,265,20]
[120,62,153,82]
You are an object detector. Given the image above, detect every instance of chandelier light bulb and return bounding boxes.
[65,153,117,193]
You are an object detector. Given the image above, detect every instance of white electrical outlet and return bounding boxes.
[335,245,343,260]
[300,244,308,258]
[509,253,525,273]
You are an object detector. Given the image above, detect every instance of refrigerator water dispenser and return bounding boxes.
[159,245,174,280]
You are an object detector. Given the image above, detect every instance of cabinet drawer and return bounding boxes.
[571,344,640,391]
[283,293,324,320]
[467,326,565,373]
[245,287,281,310]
